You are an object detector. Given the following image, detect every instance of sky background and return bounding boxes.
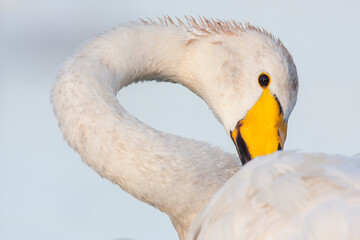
[1,0,359,239]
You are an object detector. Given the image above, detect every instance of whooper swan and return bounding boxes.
[52,17,360,240]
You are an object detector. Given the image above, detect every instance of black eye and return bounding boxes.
[258,73,270,87]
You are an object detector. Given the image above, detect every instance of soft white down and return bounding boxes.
[52,17,360,240]
[187,151,360,240]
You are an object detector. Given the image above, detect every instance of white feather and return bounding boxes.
[187,151,360,240]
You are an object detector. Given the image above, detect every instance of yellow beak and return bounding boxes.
[231,88,287,165]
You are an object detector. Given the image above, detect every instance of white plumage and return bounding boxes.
[187,151,360,240]
[52,17,360,240]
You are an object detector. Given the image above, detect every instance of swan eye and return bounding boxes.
[258,73,270,88]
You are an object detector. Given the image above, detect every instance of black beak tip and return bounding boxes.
[230,130,252,166]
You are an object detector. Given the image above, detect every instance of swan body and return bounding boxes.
[51,17,359,239]
[187,151,360,240]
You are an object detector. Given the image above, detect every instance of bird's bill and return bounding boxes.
[231,88,287,165]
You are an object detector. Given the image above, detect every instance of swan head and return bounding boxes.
[182,24,298,165]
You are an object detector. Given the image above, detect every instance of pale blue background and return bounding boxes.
[1,0,359,239]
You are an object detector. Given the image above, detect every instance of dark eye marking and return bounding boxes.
[258,73,270,88]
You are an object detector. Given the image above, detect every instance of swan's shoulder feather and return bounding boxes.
[187,151,360,240]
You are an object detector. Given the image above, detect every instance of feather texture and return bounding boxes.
[187,151,360,240]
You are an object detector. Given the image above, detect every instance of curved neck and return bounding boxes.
[52,24,240,239]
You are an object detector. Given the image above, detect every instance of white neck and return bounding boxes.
[52,24,240,239]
